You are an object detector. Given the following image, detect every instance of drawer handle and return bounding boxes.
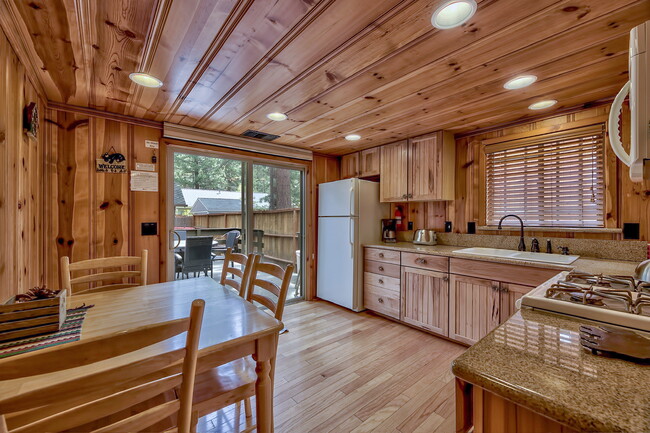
[415,258,427,265]
[492,285,499,291]
[443,276,449,282]
[378,297,384,304]
[378,253,384,258]
[378,279,384,284]
[378,266,384,271]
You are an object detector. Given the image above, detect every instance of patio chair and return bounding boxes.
[212,230,241,260]
[179,236,214,279]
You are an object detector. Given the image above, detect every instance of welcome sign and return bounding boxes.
[96,159,127,173]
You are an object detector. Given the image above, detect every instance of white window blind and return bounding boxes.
[485,124,605,228]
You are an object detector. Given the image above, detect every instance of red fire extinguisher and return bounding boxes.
[395,205,404,231]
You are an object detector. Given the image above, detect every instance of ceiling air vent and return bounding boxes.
[241,129,280,141]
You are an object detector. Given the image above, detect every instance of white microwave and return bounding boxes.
[608,20,649,182]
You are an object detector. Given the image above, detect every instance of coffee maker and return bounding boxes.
[381,219,397,243]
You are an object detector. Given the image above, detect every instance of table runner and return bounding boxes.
[0,304,93,359]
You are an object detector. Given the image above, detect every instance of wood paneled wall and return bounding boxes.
[403,106,650,241]
[0,29,47,301]
[43,108,163,290]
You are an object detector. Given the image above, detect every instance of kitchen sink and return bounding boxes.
[454,247,579,265]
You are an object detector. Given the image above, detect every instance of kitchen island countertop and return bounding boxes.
[451,308,650,432]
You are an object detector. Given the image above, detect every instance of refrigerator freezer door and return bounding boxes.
[318,178,358,217]
[317,216,359,310]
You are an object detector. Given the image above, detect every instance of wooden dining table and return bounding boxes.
[0,278,283,433]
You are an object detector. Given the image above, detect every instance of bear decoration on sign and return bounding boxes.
[23,102,39,139]
[96,146,127,173]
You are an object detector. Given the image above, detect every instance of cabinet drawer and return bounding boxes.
[364,260,400,278]
[364,248,400,264]
[449,258,560,287]
[364,272,400,292]
[401,252,449,272]
[364,284,400,319]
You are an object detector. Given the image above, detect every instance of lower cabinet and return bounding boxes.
[363,247,548,345]
[449,275,500,345]
[449,276,534,345]
[401,266,449,336]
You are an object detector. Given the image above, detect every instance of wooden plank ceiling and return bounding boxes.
[6,0,650,155]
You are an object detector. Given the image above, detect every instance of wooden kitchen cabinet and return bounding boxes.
[380,140,409,201]
[359,147,380,177]
[449,276,535,345]
[364,248,401,319]
[409,131,455,201]
[449,275,500,345]
[401,266,449,336]
[379,131,455,202]
[341,152,360,179]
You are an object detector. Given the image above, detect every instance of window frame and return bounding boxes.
[480,121,611,230]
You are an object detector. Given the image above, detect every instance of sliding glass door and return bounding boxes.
[167,147,305,300]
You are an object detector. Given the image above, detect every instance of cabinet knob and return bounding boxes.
[378,253,384,258]
[402,194,407,199]
[492,285,500,291]
[378,297,384,304]
[502,286,510,293]
[378,266,384,271]
[415,258,427,265]
[378,279,384,284]
[443,276,449,282]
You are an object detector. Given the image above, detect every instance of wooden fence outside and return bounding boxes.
[188,208,301,265]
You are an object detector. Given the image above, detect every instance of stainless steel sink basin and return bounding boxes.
[454,247,579,265]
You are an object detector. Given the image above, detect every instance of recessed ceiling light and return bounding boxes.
[503,75,537,90]
[129,72,163,88]
[528,100,557,110]
[345,134,361,141]
[266,112,288,121]
[431,0,477,29]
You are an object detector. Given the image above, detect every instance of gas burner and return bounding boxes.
[546,272,650,315]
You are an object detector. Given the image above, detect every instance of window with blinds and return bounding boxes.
[485,124,605,228]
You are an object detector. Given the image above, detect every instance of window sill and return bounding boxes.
[478,226,622,234]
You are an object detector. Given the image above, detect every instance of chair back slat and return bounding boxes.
[245,255,294,320]
[0,318,189,381]
[220,249,254,297]
[0,299,204,433]
[91,400,180,433]
[61,250,148,295]
[1,348,186,415]
[13,375,183,433]
[253,278,281,297]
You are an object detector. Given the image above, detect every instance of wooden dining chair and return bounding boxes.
[190,256,294,426]
[61,249,148,295]
[0,299,205,433]
[220,248,254,297]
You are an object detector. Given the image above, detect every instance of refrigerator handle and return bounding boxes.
[349,185,354,216]
[349,218,354,259]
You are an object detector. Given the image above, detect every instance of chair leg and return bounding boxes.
[244,398,252,420]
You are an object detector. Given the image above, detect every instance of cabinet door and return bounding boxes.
[359,147,380,177]
[499,283,533,324]
[380,140,409,202]
[409,131,455,201]
[449,275,500,345]
[401,267,449,336]
[340,152,359,179]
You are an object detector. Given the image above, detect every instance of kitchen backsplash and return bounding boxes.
[396,231,647,262]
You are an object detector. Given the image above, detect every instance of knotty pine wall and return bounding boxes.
[401,105,650,241]
[43,109,163,290]
[0,30,47,301]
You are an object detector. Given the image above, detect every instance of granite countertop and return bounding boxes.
[364,242,640,276]
[451,308,650,432]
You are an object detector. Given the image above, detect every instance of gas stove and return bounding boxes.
[519,271,650,332]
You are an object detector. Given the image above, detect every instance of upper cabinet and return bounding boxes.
[359,147,380,177]
[380,140,409,201]
[341,147,381,179]
[340,152,360,179]
[380,131,455,202]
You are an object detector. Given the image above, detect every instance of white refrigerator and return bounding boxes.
[317,178,389,311]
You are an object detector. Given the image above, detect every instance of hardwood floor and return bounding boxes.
[199,300,466,433]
